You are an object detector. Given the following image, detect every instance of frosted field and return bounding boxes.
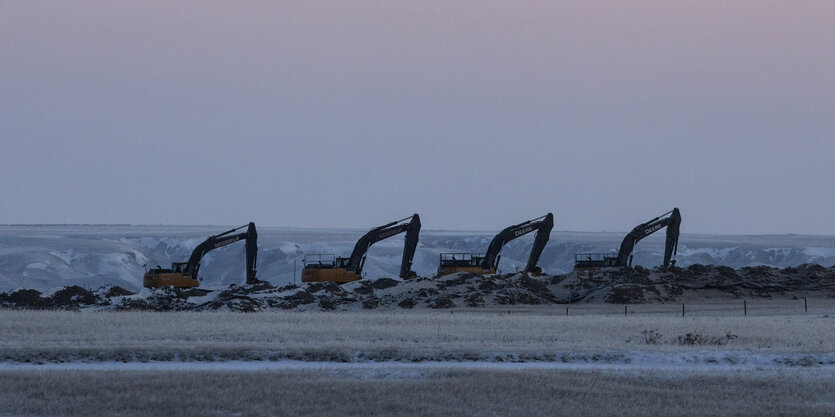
[2,227,834,416]
[1,308,833,363]
[2,225,834,291]
[1,309,833,416]
[1,369,834,417]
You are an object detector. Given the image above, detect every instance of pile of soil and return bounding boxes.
[0,286,135,310]
[1,264,834,311]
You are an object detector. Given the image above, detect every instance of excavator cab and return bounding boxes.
[335,257,351,268]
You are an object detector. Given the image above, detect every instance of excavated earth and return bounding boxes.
[1,264,834,312]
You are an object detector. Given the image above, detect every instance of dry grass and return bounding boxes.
[2,307,832,416]
[0,368,833,416]
[0,307,832,363]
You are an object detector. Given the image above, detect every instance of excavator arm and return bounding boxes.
[481,213,554,273]
[345,214,421,278]
[615,208,681,267]
[399,216,421,279]
[184,222,259,284]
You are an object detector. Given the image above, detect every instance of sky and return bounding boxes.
[1,1,833,235]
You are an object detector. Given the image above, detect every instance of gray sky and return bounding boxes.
[1,1,833,234]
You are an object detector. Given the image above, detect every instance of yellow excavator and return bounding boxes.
[437,213,553,277]
[301,214,421,283]
[143,223,258,288]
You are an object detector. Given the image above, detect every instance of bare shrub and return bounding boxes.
[0,311,829,364]
[673,333,738,346]
[640,329,663,345]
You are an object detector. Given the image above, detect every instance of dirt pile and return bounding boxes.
[0,285,136,310]
[1,264,833,311]
[568,263,835,303]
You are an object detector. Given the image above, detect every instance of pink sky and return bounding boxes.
[1,1,834,234]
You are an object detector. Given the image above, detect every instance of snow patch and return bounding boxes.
[804,247,835,259]
[678,246,737,258]
[49,250,79,265]
[25,262,48,270]
[1,351,834,372]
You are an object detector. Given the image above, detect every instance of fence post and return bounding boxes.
[565,307,568,316]
[681,304,685,317]
[744,300,747,316]
[804,297,808,313]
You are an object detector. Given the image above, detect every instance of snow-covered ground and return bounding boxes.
[4,365,833,417]
[1,225,834,291]
[2,310,833,362]
[3,351,835,372]
[1,305,833,416]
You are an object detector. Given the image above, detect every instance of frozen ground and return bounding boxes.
[4,264,833,311]
[1,225,834,291]
[3,353,835,371]
[1,310,832,364]
[1,368,832,417]
[1,310,833,416]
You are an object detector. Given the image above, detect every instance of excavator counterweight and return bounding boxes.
[143,222,259,288]
[438,213,554,277]
[301,214,421,283]
[574,208,681,270]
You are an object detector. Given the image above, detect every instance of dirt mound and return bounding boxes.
[51,286,97,306]
[0,286,106,310]
[369,278,400,290]
[0,289,52,308]
[1,265,834,311]
[101,286,136,297]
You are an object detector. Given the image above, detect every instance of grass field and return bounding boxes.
[1,368,834,416]
[1,305,833,416]
[0,302,833,363]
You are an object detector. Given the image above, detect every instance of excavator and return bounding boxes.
[301,214,421,283]
[574,208,681,270]
[437,213,554,277]
[143,222,259,288]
